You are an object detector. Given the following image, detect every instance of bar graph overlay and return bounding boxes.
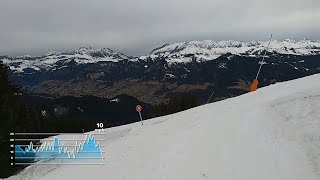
[11,132,106,165]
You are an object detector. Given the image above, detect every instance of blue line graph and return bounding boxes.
[15,135,104,164]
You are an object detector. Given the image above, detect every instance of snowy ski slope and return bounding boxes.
[5,74,320,180]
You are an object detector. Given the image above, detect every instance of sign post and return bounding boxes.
[136,105,143,126]
[251,34,273,92]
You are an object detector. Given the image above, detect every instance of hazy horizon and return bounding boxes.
[1,37,320,57]
[1,0,319,56]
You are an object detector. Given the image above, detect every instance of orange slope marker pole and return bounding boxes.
[251,34,273,92]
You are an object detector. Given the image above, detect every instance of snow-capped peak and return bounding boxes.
[45,51,61,56]
[151,39,320,55]
[1,47,131,73]
[72,46,130,60]
[73,46,94,54]
[149,39,320,64]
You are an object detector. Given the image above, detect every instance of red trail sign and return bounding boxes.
[136,105,143,125]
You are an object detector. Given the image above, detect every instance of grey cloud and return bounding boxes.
[0,0,319,56]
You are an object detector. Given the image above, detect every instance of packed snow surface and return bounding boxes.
[4,74,320,180]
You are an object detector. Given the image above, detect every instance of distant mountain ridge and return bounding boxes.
[1,38,320,104]
[1,46,132,73]
[146,39,320,64]
[2,39,320,73]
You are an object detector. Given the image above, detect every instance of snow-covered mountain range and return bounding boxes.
[1,39,320,104]
[146,39,320,64]
[1,47,132,73]
[1,39,320,73]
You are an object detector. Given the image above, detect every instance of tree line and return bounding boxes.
[149,92,198,118]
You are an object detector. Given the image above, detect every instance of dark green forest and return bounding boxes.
[149,93,198,118]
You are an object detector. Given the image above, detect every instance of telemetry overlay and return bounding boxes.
[11,132,106,165]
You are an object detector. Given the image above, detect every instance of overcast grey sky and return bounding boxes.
[0,0,319,56]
